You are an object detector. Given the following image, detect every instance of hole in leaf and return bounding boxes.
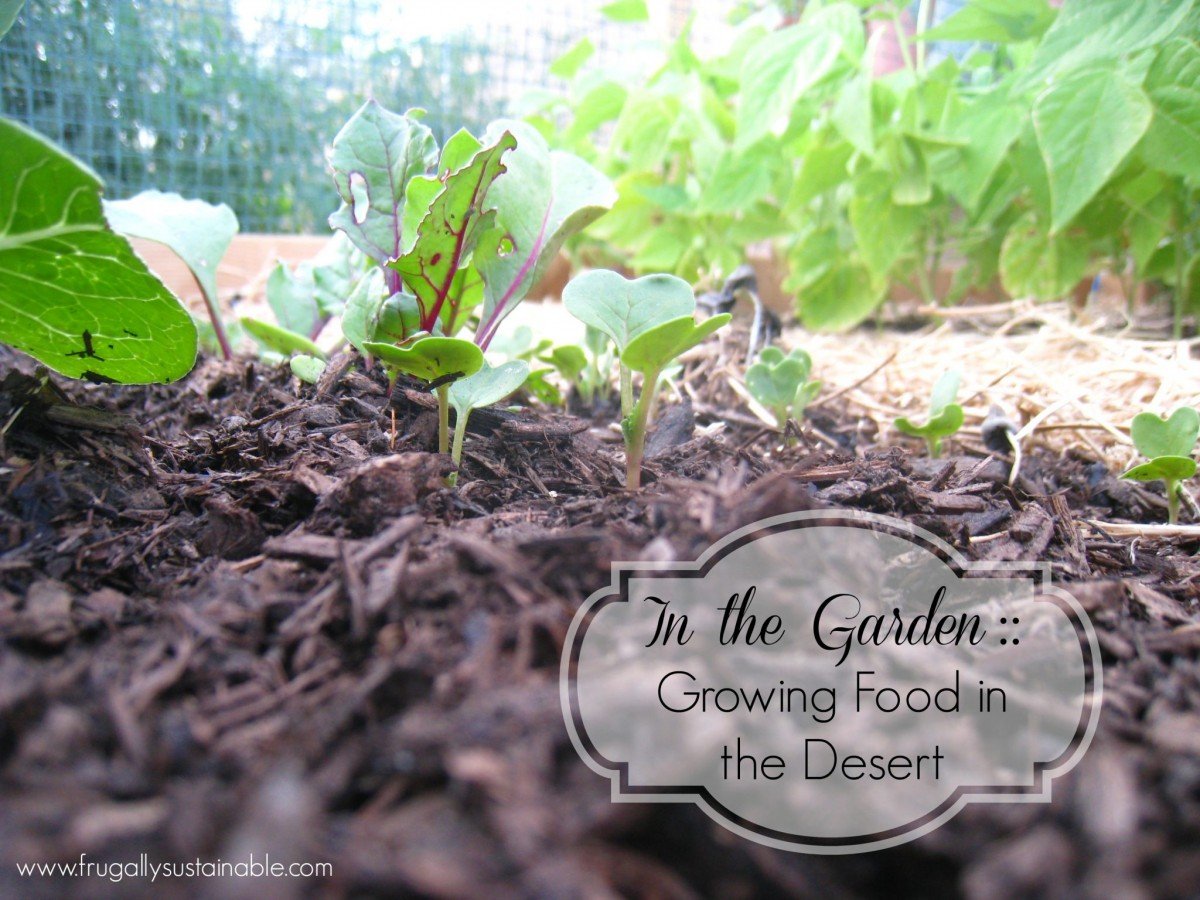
[349,172,369,225]
[498,234,515,257]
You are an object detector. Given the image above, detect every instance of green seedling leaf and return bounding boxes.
[104,190,238,314]
[621,313,731,375]
[290,354,326,384]
[391,131,516,333]
[1,0,24,40]
[1033,62,1152,233]
[600,0,649,23]
[0,119,197,383]
[746,348,814,413]
[265,261,320,338]
[1130,408,1200,460]
[327,101,438,264]
[241,317,325,359]
[894,404,966,441]
[929,369,961,415]
[1121,456,1198,483]
[448,360,530,419]
[546,345,588,383]
[363,335,484,384]
[474,120,616,348]
[563,270,695,354]
[1140,38,1200,181]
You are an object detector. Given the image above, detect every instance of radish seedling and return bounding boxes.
[894,370,964,459]
[745,347,820,442]
[447,359,530,483]
[563,269,729,489]
[1121,406,1199,525]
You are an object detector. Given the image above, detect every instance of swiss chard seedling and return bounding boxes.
[894,370,965,459]
[564,269,729,489]
[1121,406,1199,525]
[745,346,820,442]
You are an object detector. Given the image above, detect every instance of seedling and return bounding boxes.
[563,269,729,489]
[745,346,820,442]
[446,360,530,483]
[894,370,965,459]
[1121,406,1200,525]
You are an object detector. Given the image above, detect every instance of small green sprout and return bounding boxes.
[563,269,729,489]
[241,317,328,383]
[745,347,821,443]
[1121,406,1199,525]
[447,360,530,483]
[894,370,965,459]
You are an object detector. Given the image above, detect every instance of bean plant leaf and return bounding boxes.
[1033,63,1152,233]
[798,261,884,332]
[290,354,326,384]
[0,119,197,383]
[562,269,695,354]
[327,101,438,264]
[738,24,842,149]
[363,335,484,384]
[448,360,530,418]
[473,121,615,347]
[104,189,238,311]
[1122,456,1198,483]
[920,0,1055,44]
[1130,407,1200,460]
[999,212,1089,299]
[390,131,516,332]
[939,88,1024,212]
[242,317,324,358]
[1140,38,1200,181]
[1,0,24,40]
[551,38,595,79]
[600,0,649,23]
[1020,0,1194,88]
[621,313,731,375]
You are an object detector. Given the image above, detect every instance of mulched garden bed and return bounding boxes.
[2,343,1200,899]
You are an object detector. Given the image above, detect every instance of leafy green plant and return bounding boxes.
[0,120,197,383]
[332,101,614,457]
[563,269,729,489]
[1121,406,1200,525]
[447,360,530,482]
[745,346,821,441]
[894,369,965,458]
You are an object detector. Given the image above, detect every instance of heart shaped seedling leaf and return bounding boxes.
[563,269,696,355]
[1130,407,1200,460]
[447,359,530,477]
[1122,456,1198,483]
[242,317,326,359]
[745,346,820,439]
[894,369,964,458]
[290,354,327,384]
[621,313,731,375]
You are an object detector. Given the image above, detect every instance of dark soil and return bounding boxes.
[2,344,1200,899]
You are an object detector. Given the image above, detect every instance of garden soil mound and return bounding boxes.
[2,348,1200,898]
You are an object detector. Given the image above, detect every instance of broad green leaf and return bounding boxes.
[1,0,24,39]
[340,268,386,355]
[327,101,438,264]
[363,335,484,384]
[937,88,1024,211]
[697,147,773,213]
[290,355,326,384]
[831,72,874,157]
[0,120,196,383]
[930,370,961,414]
[621,313,731,375]
[104,189,238,313]
[1021,0,1194,87]
[391,131,516,332]
[448,360,530,417]
[242,317,325,358]
[1121,456,1198,483]
[551,38,595,79]
[310,232,366,316]
[921,0,1054,44]
[999,212,1089,299]
[566,81,628,142]
[1130,407,1200,459]
[1140,38,1200,181]
[738,25,842,149]
[849,182,921,278]
[547,344,588,382]
[895,404,965,440]
[1033,64,1152,232]
[798,261,885,332]
[600,0,648,22]
[787,138,853,209]
[474,121,616,348]
[265,262,319,338]
[563,269,696,353]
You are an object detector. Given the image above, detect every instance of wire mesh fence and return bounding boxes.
[0,0,671,232]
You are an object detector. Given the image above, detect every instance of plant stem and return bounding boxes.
[623,368,659,491]
[928,436,941,459]
[620,364,634,419]
[436,384,450,455]
[451,408,469,466]
[1167,478,1181,525]
[1174,227,1188,340]
[201,288,234,361]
